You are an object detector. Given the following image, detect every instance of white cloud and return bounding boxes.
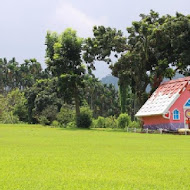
[53,1,108,37]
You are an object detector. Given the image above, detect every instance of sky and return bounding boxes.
[0,0,190,79]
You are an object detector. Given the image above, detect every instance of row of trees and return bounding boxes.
[0,58,49,93]
[25,75,119,124]
[0,71,120,125]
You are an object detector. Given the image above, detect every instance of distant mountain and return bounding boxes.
[101,75,119,89]
[101,73,184,92]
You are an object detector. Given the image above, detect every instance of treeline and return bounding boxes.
[0,58,48,92]
[0,68,119,126]
[0,10,189,128]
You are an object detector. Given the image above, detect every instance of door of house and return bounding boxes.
[184,109,190,129]
[184,99,190,129]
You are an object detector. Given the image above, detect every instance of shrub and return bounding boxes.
[92,116,117,129]
[76,107,92,128]
[128,121,140,128]
[8,89,28,122]
[51,120,60,127]
[40,105,58,124]
[1,111,19,124]
[95,116,105,128]
[0,95,7,121]
[56,105,75,126]
[39,116,50,126]
[117,113,131,129]
[67,121,77,128]
[36,105,58,125]
[105,116,117,128]
[13,103,28,122]
[0,90,28,123]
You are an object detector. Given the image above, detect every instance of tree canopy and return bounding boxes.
[83,10,190,114]
[0,10,190,125]
[45,28,85,116]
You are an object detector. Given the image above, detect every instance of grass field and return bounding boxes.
[1,124,190,190]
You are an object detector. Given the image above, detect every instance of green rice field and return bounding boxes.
[1,124,190,190]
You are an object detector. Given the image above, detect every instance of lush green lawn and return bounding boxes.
[1,124,190,190]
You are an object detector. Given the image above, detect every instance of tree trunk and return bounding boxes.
[119,80,127,113]
[74,86,80,117]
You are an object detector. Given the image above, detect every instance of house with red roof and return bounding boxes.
[135,77,190,131]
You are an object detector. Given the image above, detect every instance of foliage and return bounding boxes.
[105,116,117,128]
[0,89,27,123]
[25,78,61,124]
[92,116,118,128]
[0,58,45,94]
[93,116,105,128]
[51,120,60,128]
[39,105,58,125]
[56,105,75,127]
[76,107,92,128]
[0,95,7,120]
[117,113,131,129]
[7,89,28,122]
[113,11,190,113]
[45,28,85,116]
[83,11,190,117]
[1,11,190,123]
[67,121,77,129]
[0,111,20,124]
[38,116,50,126]
[83,26,127,114]
[128,120,140,128]
[82,75,120,118]
[83,26,126,65]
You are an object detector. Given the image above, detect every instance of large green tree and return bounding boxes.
[45,28,85,116]
[25,77,62,124]
[83,11,190,116]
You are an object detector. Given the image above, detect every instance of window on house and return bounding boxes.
[173,109,180,120]
[185,99,190,107]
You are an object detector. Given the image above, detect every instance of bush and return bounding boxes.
[117,113,131,129]
[0,90,28,123]
[13,103,28,122]
[95,116,105,128]
[92,116,117,129]
[39,116,50,126]
[8,89,28,122]
[67,121,77,128]
[56,105,75,126]
[128,121,140,128]
[51,120,60,127]
[1,111,19,124]
[0,95,7,121]
[76,107,92,128]
[105,116,117,129]
[40,105,58,124]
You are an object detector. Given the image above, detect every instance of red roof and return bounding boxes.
[153,77,190,98]
[162,76,190,86]
[136,77,190,117]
